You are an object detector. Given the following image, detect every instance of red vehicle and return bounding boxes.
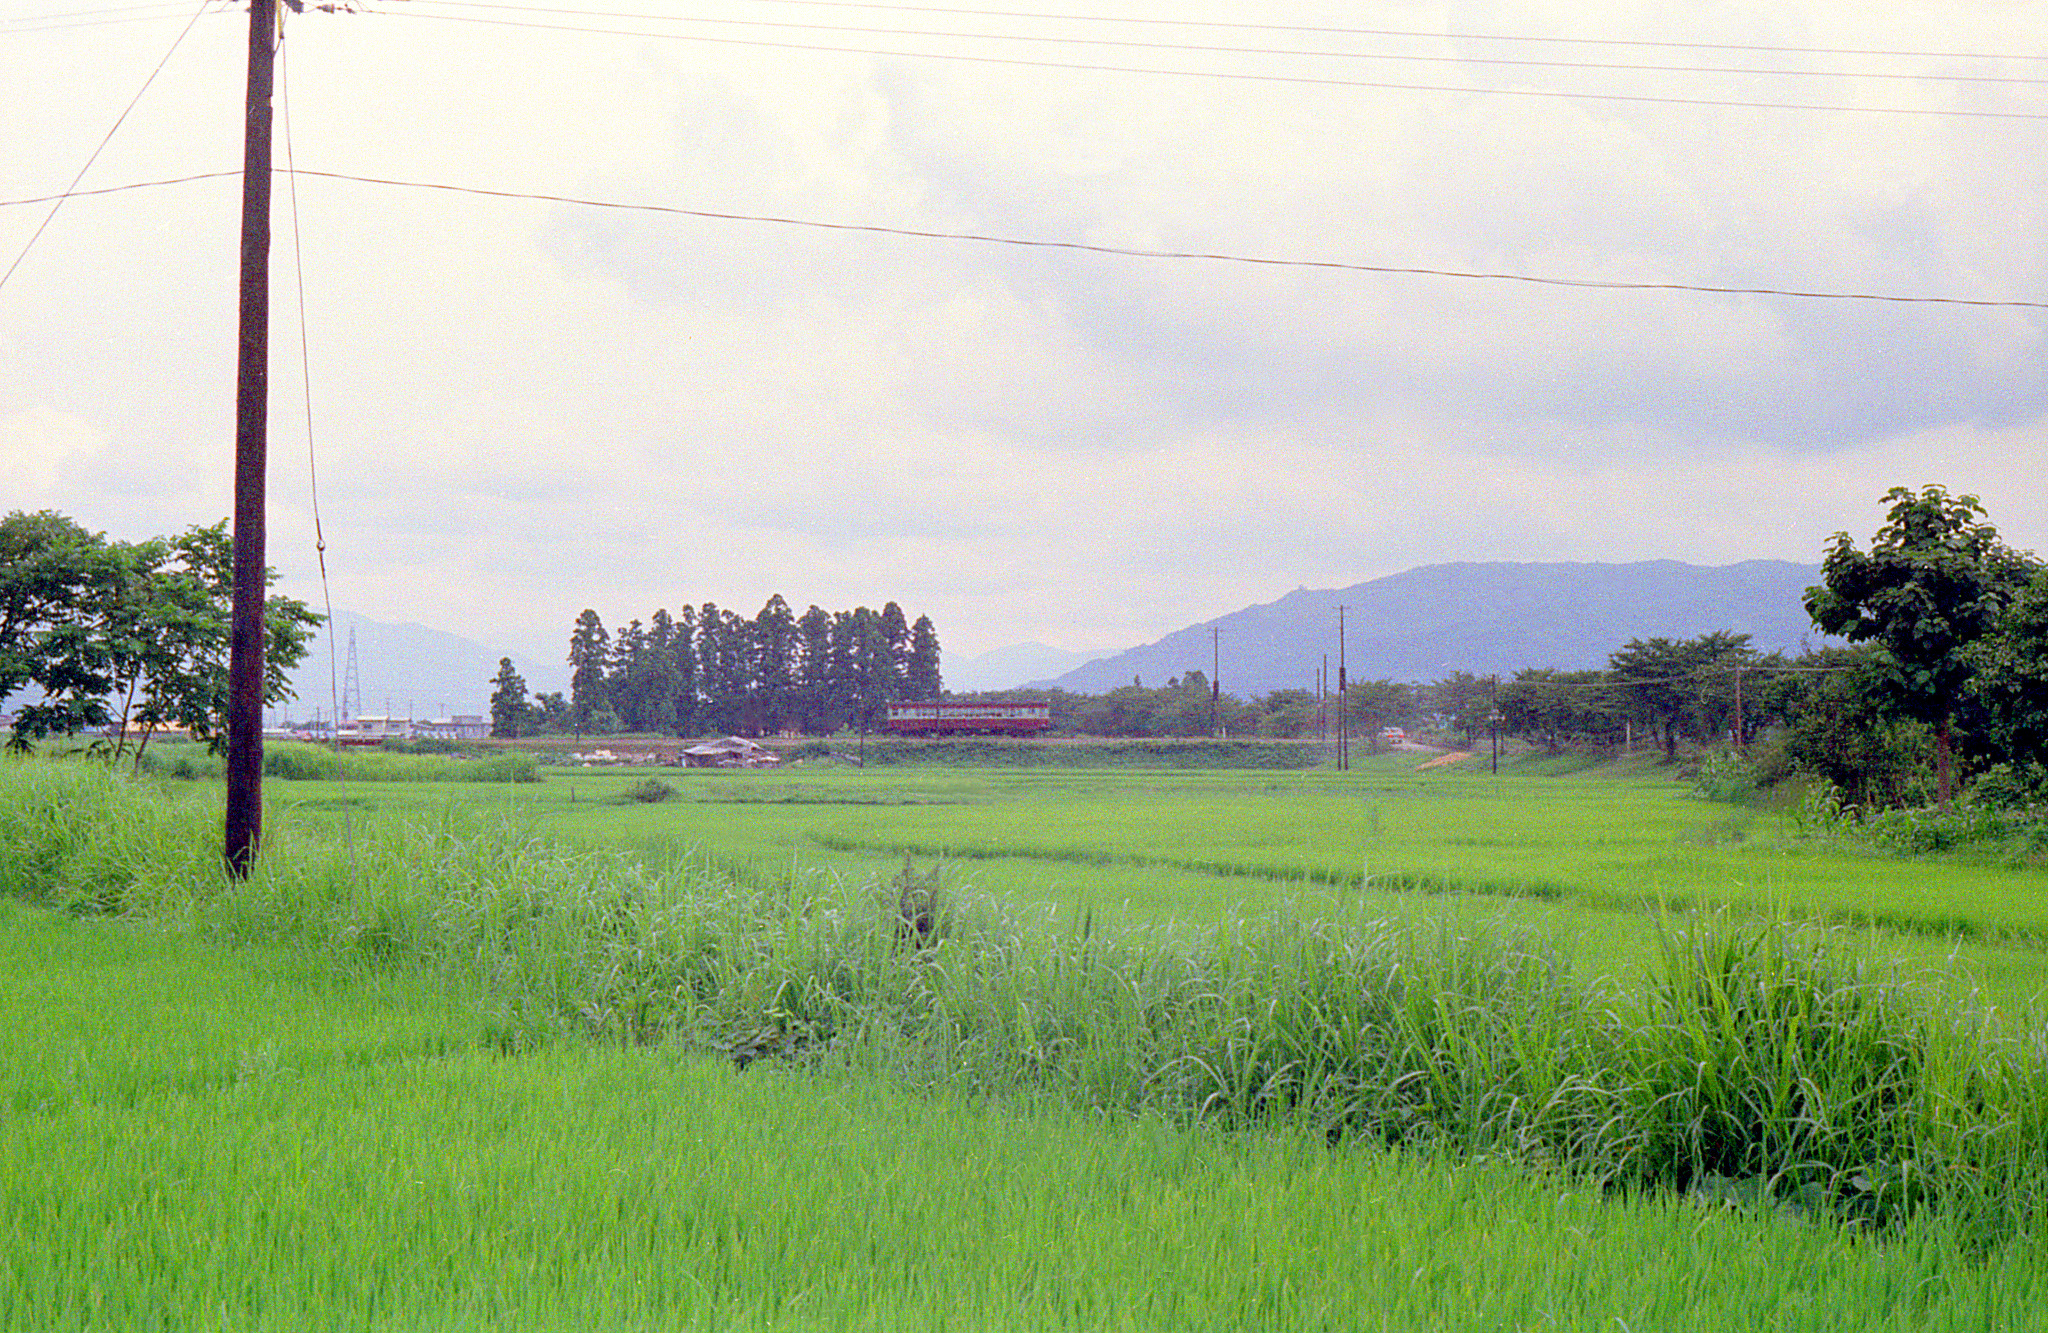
[886,701,1052,736]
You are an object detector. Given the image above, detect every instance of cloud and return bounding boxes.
[7,0,2047,662]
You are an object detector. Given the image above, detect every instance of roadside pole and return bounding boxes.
[225,0,278,878]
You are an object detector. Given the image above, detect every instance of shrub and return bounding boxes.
[1690,749,1760,803]
[618,778,675,804]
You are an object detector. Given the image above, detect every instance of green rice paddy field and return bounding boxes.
[288,752,2048,1010]
[7,751,2048,1330]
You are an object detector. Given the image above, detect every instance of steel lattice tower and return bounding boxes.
[340,627,362,722]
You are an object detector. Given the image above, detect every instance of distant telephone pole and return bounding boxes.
[1210,626,1221,737]
[1489,673,1499,775]
[1335,605,1348,771]
[224,0,278,878]
[1732,665,1746,752]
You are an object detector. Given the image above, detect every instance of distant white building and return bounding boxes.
[350,714,414,740]
[413,715,490,741]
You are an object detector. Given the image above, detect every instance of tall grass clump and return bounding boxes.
[6,754,2048,1245]
[136,741,539,783]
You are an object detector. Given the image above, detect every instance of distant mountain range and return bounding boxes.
[944,642,1121,694]
[2,562,1834,723]
[1028,560,1832,698]
[280,610,566,723]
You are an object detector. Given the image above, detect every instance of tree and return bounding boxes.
[1758,647,1931,809]
[1344,679,1415,748]
[638,609,681,736]
[749,595,797,734]
[2,511,316,756]
[1805,486,2039,808]
[1608,632,1755,760]
[1257,688,1316,738]
[532,691,571,732]
[609,618,647,729]
[566,609,610,736]
[670,605,699,736]
[1428,671,1492,748]
[795,604,834,733]
[905,614,942,700]
[488,657,532,738]
[1967,568,2048,800]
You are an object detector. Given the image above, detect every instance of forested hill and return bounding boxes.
[1045,561,1830,697]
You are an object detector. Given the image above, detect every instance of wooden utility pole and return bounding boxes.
[1732,666,1745,752]
[1335,605,1348,771]
[1489,673,1499,775]
[1210,627,1221,737]
[224,0,277,877]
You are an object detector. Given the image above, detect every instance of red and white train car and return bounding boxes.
[885,701,1052,736]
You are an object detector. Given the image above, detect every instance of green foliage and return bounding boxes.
[617,777,676,804]
[488,656,532,738]
[1761,647,1936,809]
[1968,568,2048,780]
[0,510,318,756]
[1690,749,1761,803]
[1806,486,2041,806]
[136,741,539,784]
[1609,631,1758,759]
[1499,668,1627,751]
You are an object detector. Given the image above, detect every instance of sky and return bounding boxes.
[4,0,2045,671]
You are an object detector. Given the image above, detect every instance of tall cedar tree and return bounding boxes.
[796,605,835,732]
[905,614,942,699]
[750,595,797,734]
[671,605,698,735]
[640,609,680,735]
[488,657,531,738]
[566,609,609,735]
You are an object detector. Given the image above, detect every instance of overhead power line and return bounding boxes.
[6,167,2042,308]
[389,1,2048,85]
[294,168,2048,308]
[696,0,2048,64]
[0,0,212,294]
[368,9,2048,120]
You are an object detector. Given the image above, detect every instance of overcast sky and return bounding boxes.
[4,0,2045,668]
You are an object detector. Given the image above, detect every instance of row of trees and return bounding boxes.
[953,672,1424,742]
[1,511,317,758]
[491,599,942,738]
[1481,487,2048,810]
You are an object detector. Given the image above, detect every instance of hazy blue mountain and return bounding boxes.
[1044,561,1831,698]
[282,609,566,723]
[946,641,1122,693]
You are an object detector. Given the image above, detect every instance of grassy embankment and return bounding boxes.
[9,755,2048,1328]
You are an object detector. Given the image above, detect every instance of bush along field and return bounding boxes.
[136,739,541,784]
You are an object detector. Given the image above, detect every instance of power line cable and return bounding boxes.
[0,170,240,206]
[5,8,224,31]
[366,9,2048,119]
[687,0,2048,64]
[286,167,2048,308]
[1,0,208,20]
[278,32,358,864]
[6,166,2044,308]
[0,0,211,293]
[391,0,2048,85]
